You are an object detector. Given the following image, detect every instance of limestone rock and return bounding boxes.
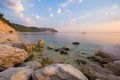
[20,61,42,70]
[104,60,120,76]
[80,63,113,80]
[0,44,28,68]
[0,67,33,80]
[96,44,120,63]
[32,64,88,80]
[107,75,120,80]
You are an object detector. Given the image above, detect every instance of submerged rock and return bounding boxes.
[54,48,60,52]
[47,45,55,49]
[63,45,72,51]
[0,44,28,68]
[37,40,45,48]
[60,49,68,55]
[0,67,33,80]
[32,64,88,80]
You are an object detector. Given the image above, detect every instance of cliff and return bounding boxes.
[11,23,58,32]
[0,14,16,34]
[0,13,58,33]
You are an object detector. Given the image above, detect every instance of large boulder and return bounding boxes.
[32,64,88,80]
[12,42,32,52]
[0,44,28,68]
[0,67,33,80]
[95,44,120,63]
[107,75,120,80]
[104,60,120,76]
[80,63,113,80]
[0,34,20,45]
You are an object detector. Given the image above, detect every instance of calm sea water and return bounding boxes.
[19,32,120,57]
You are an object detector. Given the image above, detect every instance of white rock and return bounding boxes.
[32,64,88,80]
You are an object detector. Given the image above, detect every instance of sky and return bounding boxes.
[0,0,120,32]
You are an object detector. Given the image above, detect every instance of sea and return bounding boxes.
[19,32,120,57]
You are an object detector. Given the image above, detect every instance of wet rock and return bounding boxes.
[0,44,28,68]
[78,51,86,57]
[47,45,55,49]
[80,63,114,80]
[96,44,120,63]
[54,48,61,52]
[20,61,42,70]
[72,42,80,45]
[32,64,88,80]
[41,57,53,67]
[60,49,68,55]
[37,40,45,48]
[63,45,72,51]
[104,60,120,76]
[0,67,33,80]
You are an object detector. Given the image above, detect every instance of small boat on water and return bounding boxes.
[82,32,86,35]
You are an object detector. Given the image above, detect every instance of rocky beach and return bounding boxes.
[0,32,120,80]
[0,9,120,80]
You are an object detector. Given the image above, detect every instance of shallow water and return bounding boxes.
[19,32,120,55]
[19,32,120,68]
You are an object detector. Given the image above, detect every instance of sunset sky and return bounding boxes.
[0,0,120,32]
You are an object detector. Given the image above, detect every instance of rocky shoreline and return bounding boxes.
[0,33,120,80]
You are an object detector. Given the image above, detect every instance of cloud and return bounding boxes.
[105,4,118,16]
[38,0,41,2]
[1,0,24,12]
[65,9,72,14]
[50,13,54,17]
[57,8,62,14]
[48,7,52,12]
[32,14,45,21]
[59,0,83,7]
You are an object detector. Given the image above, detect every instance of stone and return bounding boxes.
[72,42,80,45]
[12,42,31,52]
[96,44,120,63]
[47,45,55,49]
[107,74,120,80]
[37,40,45,48]
[63,45,72,51]
[20,61,42,70]
[0,34,20,45]
[0,44,28,68]
[80,63,113,80]
[104,60,120,76]
[32,64,88,80]
[60,49,68,55]
[0,67,33,80]
[41,57,53,67]
[54,48,61,52]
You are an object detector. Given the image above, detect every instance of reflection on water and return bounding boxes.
[19,32,120,45]
[19,32,120,57]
